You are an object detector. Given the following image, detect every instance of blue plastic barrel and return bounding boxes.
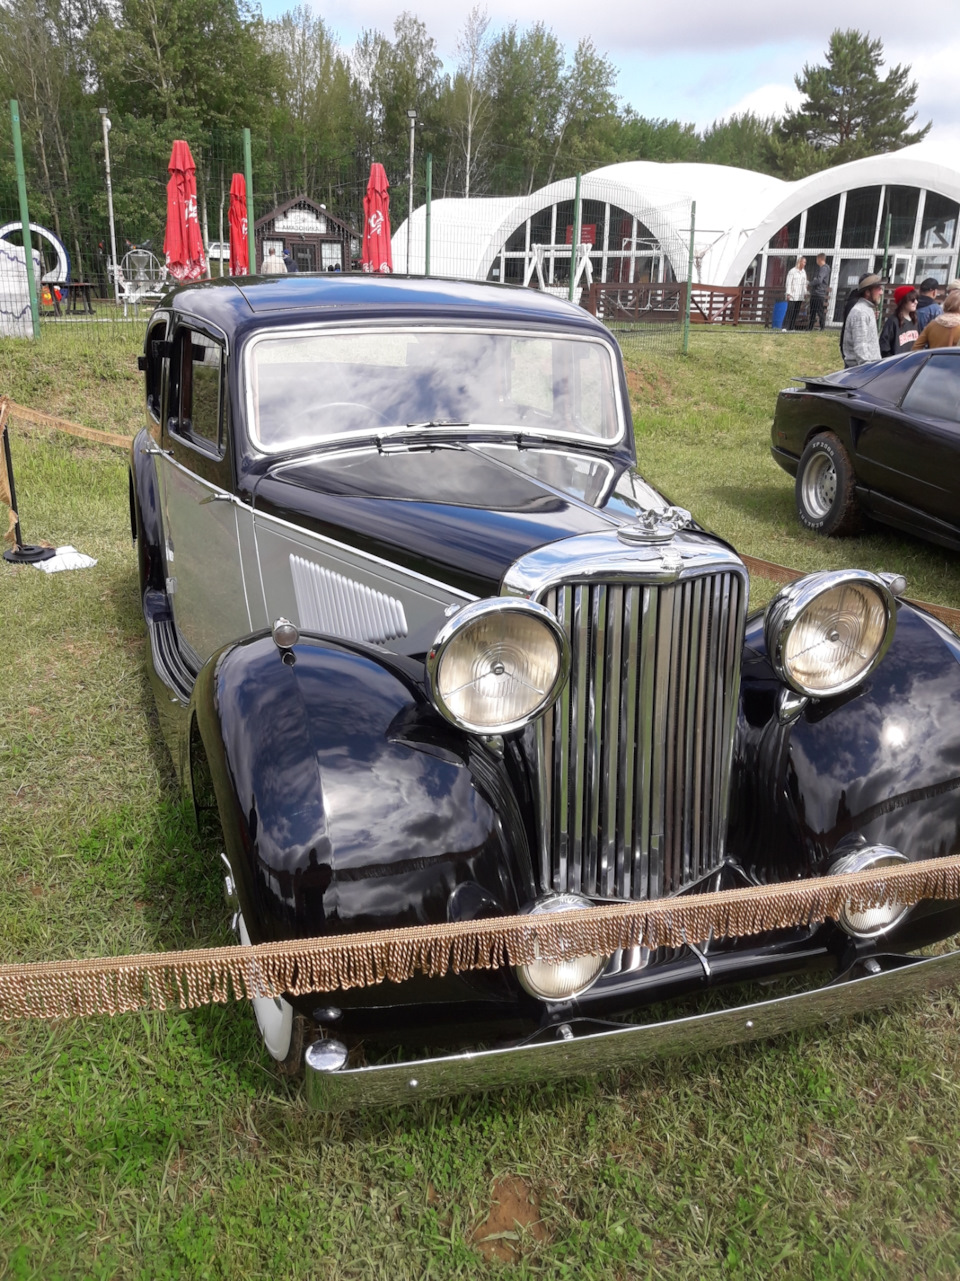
[772,300,788,329]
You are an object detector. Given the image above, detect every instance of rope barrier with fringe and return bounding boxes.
[2,854,960,1021]
[6,399,131,450]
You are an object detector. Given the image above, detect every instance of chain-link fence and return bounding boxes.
[0,107,693,356]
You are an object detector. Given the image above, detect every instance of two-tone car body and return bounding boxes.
[130,275,960,1108]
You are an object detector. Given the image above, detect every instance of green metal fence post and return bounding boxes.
[568,173,582,303]
[243,128,255,275]
[10,100,40,339]
[682,200,696,355]
[425,153,432,278]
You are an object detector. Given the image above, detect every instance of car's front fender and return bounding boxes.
[731,602,960,910]
[191,633,536,954]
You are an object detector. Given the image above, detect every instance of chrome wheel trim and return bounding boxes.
[237,912,294,1061]
[801,449,837,519]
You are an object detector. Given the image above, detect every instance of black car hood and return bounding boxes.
[250,442,666,598]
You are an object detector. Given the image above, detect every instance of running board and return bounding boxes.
[144,589,197,703]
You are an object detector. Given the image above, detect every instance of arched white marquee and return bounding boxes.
[392,142,960,317]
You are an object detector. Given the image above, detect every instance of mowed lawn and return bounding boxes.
[2,325,960,1279]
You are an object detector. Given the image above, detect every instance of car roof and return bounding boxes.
[164,273,611,338]
[799,347,960,393]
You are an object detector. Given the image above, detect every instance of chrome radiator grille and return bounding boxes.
[537,571,746,901]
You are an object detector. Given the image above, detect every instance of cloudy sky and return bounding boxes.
[259,0,960,145]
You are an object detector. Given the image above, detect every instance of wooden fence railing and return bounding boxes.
[586,282,819,328]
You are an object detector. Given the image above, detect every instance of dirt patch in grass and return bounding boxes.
[470,1174,548,1263]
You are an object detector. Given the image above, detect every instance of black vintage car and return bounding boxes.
[130,275,960,1110]
[771,349,960,547]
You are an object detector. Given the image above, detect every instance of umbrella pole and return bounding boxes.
[2,420,54,564]
[243,129,255,275]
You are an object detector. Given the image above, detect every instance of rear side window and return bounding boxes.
[171,329,223,452]
[901,356,960,423]
[856,353,926,407]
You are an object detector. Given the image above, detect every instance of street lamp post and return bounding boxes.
[406,109,417,273]
[99,108,120,305]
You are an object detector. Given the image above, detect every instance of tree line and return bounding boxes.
[0,3,930,276]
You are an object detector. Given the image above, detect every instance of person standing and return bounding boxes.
[913,290,960,349]
[915,278,943,332]
[840,273,883,367]
[807,254,831,330]
[261,247,287,275]
[879,286,919,357]
[784,257,807,330]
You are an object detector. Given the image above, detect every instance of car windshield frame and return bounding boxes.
[241,322,627,455]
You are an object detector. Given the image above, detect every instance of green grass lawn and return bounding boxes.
[3,327,960,1278]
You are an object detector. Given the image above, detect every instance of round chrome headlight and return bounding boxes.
[427,598,570,734]
[764,571,896,698]
[515,894,608,1001]
[829,845,910,938]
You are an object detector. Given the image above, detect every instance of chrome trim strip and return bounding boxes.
[502,528,741,599]
[602,584,623,898]
[305,949,960,1111]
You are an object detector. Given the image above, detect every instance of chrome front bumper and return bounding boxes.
[305,948,960,1111]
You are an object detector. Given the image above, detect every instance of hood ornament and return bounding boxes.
[617,506,692,545]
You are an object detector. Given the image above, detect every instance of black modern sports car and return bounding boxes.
[129,275,960,1110]
[771,348,960,548]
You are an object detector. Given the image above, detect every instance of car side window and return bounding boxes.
[144,317,168,423]
[901,356,960,423]
[171,329,223,453]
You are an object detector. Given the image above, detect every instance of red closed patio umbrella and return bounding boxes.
[228,173,248,276]
[164,140,207,282]
[361,162,392,273]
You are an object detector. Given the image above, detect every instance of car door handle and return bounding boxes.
[198,491,233,505]
[144,445,173,457]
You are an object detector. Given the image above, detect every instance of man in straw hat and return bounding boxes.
[841,273,884,367]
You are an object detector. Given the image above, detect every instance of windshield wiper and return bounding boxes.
[376,433,465,454]
[404,420,469,429]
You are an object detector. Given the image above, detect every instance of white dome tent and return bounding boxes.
[393,143,960,324]
[392,174,692,294]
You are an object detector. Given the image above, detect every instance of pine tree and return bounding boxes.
[774,29,930,176]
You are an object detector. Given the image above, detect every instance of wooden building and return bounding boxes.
[254,196,360,273]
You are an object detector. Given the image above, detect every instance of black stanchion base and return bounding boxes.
[4,544,56,564]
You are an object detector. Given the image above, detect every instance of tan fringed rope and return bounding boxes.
[6,399,131,450]
[3,855,960,1021]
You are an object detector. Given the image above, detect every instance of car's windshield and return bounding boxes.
[246,327,623,451]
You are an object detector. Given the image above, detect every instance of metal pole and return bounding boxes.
[683,200,697,356]
[406,110,417,273]
[425,152,432,278]
[882,212,892,280]
[2,418,53,562]
[568,173,582,303]
[9,100,39,339]
[880,212,893,333]
[218,167,225,278]
[99,108,120,305]
[243,128,255,275]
